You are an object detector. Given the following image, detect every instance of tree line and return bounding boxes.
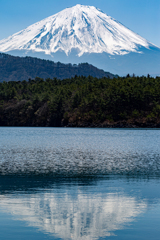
[0,75,160,127]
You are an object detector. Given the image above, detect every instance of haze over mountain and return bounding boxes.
[0,4,159,76]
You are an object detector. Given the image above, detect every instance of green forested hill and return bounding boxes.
[0,53,115,82]
[0,75,160,127]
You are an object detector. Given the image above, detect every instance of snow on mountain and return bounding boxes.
[0,4,159,76]
[0,4,152,57]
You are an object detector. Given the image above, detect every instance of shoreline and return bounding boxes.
[1,121,160,128]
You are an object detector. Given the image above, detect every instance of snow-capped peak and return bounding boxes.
[0,4,151,56]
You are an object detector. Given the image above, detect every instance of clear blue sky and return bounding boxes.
[0,0,160,47]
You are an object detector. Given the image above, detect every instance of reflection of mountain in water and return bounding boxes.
[0,190,146,239]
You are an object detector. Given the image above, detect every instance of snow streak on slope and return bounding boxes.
[0,4,151,56]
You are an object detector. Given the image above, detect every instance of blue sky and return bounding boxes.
[0,0,160,47]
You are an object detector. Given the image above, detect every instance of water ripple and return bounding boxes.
[0,128,160,176]
[0,147,160,176]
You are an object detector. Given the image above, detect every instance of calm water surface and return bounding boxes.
[0,127,160,239]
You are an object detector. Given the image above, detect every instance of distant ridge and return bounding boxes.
[0,53,116,82]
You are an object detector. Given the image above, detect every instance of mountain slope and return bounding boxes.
[0,4,159,76]
[0,53,116,82]
[0,4,152,56]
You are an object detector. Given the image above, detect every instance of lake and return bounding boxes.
[0,127,160,239]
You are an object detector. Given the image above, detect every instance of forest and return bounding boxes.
[0,75,160,127]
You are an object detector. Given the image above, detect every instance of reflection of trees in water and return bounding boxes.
[0,190,146,239]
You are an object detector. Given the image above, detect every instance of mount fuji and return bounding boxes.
[0,4,159,76]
